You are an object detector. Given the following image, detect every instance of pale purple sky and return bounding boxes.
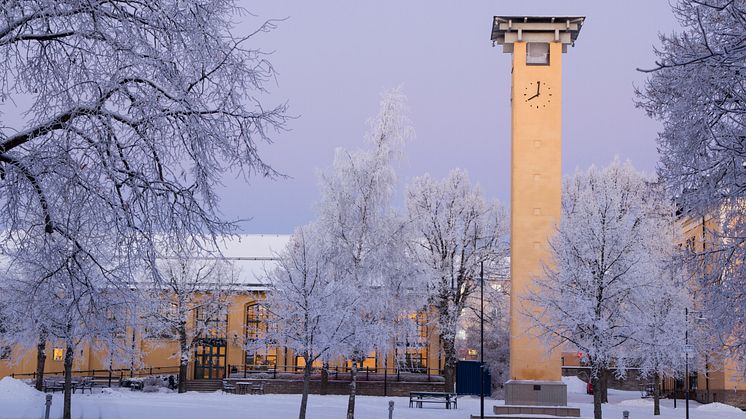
[223,0,681,233]
[12,1,682,234]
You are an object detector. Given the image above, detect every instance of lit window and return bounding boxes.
[468,349,478,356]
[53,348,64,361]
[527,43,550,65]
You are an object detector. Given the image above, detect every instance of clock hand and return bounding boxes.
[527,93,539,101]
[536,81,541,96]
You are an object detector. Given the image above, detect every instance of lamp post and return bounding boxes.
[480,261,485,419]
[685,307,690,419]
[684,308,705,419]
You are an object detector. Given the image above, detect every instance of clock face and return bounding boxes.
[522,80,552,109]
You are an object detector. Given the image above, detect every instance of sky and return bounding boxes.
[219,0,683,233]
[1,1,683,234]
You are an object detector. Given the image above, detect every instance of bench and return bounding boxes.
[43,379,64,393]
[222,379,236,394]
[409,391,457,409]
[74,380,94,394]
[249,381,265,395]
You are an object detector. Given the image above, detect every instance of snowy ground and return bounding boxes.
[0,376,744,419]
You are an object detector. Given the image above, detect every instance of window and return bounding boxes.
[196,304,227,339]
[53,348,64,361]
[0,346,10,360]
[527,42,550,65]
[245,303,275,369]
[345,353,377,371]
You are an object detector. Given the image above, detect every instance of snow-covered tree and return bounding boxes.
[261,224,354,419]
[316,88,422,419]
[0,224,133,419]
[636,0,746,374]
[406,169,509,393]
[627,262,690,416]
[0,4,284,416]
[457,271,510,395]
[142,242,238,393]
[526,161,679,419]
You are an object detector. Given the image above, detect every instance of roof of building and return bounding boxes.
[193,234,291,288]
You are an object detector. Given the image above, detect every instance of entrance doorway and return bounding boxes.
[194,338,226,379]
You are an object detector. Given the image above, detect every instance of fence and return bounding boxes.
[9,365,180,387]
[226,364,444,383]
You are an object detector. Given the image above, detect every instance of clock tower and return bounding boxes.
[491,16,584,408]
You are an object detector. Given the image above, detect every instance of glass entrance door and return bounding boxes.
[194,338,226,379]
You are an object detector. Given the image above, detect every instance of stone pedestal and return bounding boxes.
[504,380,568,407]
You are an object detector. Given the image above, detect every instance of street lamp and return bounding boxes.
[685,308,705,419]
[480,261,485,419]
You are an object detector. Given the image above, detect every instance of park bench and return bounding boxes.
[42,379,64,393]
[249,381,265,395]
[74,379,94,394]
[408,391,457,409]
[222,379,236,394]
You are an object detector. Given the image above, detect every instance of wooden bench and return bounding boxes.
[249,381,265,395]
[222,379,236,394]
[74,380,94,394]
[43,379,64,393]
[408,391,457,409]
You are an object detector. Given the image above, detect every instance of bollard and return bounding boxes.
[622,410,629,419]
[44,394,52,419]
[388,400,394,419]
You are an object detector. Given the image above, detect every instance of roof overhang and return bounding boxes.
[491,16,585,53]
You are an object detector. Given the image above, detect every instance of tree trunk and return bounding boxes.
[592,373,602,419]
[441,334,457,393]
[299,357,312,419]
[63,342,74,419]
[600,368,609,403]
[34,328,47,391]
[178,323,188,393]
[653,372,661,416]
[320,362,329,396]
[346,360,358,419]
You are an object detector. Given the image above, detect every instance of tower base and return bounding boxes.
[504,380,568,406]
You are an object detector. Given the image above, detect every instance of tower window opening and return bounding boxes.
[527,43,550,65]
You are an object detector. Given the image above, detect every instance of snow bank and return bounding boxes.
[562,376,588,394]
[0,377,42,401]
[698,402,745,413]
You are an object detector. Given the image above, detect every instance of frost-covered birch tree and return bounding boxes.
[317,88,423,419]
[0,223,133,419]
[261,224,353,419]
[406,169,509,393]
[526,161,680,419]
[0,4,284,416]
[627,261,690,416]
[636,0,746,374]
[142,243,237,394]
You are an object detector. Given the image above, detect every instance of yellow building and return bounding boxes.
[0,235,443,391]
[675,214,746,408]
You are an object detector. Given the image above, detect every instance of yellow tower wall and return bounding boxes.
[509,40,563,382]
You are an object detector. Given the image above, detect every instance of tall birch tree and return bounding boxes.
[637,0,746,373]
[526,161,680,419]
[406,169,509,393]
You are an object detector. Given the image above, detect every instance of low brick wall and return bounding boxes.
[680,390,746,409]
[562,367,646,392]
[231,378,443,397]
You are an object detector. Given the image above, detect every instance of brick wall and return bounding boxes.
[562,367,646,391]
[232,378,444,397]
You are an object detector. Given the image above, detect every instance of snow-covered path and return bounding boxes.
[1,377,744,419]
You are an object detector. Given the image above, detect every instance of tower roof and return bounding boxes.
[491,16,585,53]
